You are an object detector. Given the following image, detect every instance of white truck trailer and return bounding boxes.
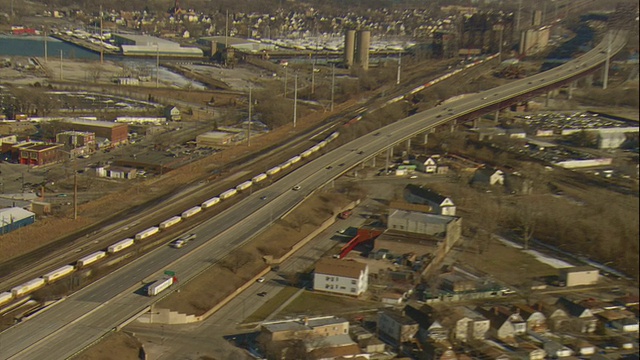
[135,227,159,241]
[77,251,107,268]
[43,265,75,283]
[107,238,135,254]
[159,216,182,229]
[147,277,174,296]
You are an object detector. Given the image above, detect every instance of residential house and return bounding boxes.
[313,258,368,296]
[477,306,526,343]
[304,334,361,360]
[440,306,490,343]
[470,167,505,187]
[537,302,571,332]
[512,304,547,332]
[596,310,640,332]
[543,340,573,358]
[411,155,440,173]
[570,340,596,356]
[556,297,598,333]
[403,305,446,343]
[164,105,181,121]
[403,184,456,216]
[377,309,419,347]
[514,341,546,360]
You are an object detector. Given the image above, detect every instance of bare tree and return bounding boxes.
[514,199,540,250]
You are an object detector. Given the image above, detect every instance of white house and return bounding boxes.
[313,258,368,296]
[411,155,439,173]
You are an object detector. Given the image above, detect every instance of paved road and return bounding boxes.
[125,201,372,360]
[0,31,626,360]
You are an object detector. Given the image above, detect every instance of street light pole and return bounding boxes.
[330,64,335,112]
[247,85,252,146]
[293,73,298,128]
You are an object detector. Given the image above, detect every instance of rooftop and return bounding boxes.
[389,209,457,225]
[0,207,35,223]
[64,119,126,129]
[405,184,449,205]
[315,258,367,279]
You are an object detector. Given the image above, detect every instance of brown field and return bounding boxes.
[74,332,141,360]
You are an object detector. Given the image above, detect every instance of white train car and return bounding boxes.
[280,160,292,169]
[77,251,107,268]
[107,238,135,254]
[318,140,328,148]
[300,149,313,158]
[289,155,302,164]
[309,144,321,153]
[219,188,238,200]
[181,206,202,219]
[327,132,340,141]
[135,227,159,241]
[201,197,221,209]
[11,278,46,297]
[159,216,182,230]
[266,166,282,176]
[0,291,12,306]
[236,181,253,191]
[251,173,268,183]
[43,265,75,283]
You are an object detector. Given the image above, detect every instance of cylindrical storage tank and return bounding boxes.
[344,29,356,69]
[43,265,75,283]
[0,292,12,306]
[355,30,370,70]
[135,227,160,241]
[159,216,182,230]
[181,206,202,219]
[107,238,135,254]
[11,278,46,297]
[252,173,268,183]
[77,251,107,267]
[266,166,281,176]
[300,149,313,158]
[236,181,253,191]
[219,188,238,200]
[201,197,221,209]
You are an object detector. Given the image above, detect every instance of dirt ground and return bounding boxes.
[75,331,141,360]
[157,190,354,315]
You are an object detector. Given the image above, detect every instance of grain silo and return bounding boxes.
[355,30,371,70]
[344,29,356,68]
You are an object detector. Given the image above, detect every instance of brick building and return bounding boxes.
[61,119,128,147]
[19,143,64,166]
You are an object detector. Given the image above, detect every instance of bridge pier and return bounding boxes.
[473,118,479,129]
[568,82,575,100]
[423,129,435,145]
[494,110,500,123]
[545,91,551,107]
[406,139,411,153]
[371,156,376,167]
[384,147,392,175]
[450,120,457,133]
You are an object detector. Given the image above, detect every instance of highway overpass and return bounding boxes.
[0,30,627,360]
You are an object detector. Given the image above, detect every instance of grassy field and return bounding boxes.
[279,290,381,318]
[243,286,301,324]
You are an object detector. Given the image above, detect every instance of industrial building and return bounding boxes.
[18,143,64,166]
[519,26,551,56]
[559,266,599,287]
[387,210,461,239]
[0,207,35,234]
[56,131,96,157]
[61,119,128,147]
[196,131,235,147]
[403,184,456,216]
[111,34,203,58]
[198,36,274,56]
[343,29,371,70]
[313,258,369,296]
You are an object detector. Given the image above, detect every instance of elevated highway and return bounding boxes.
[0,31,627,360]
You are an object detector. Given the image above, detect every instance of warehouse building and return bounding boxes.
[403,184,456,216]
[559,266,599,287]
[0,207,35,234]
[61,119,128,147]
[196,131,235,147]
[112,34,203,58]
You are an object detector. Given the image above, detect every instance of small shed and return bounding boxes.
[0,207,35,234]
[31,201,52,216]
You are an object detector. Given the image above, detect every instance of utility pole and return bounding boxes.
[73,168,78,220]
[293,73,298,128]
[284,67,288,98]
[100,5,104,64]
[247,85,252,146]
[59,50,63,80]
[311,61,316,95]
[396,52,402,85]
[603,31,611,90]
[330,64,335,112]
[225,10,229,48]
[44,26,48,63]
[515,0,522,40]
[155,43,160,88]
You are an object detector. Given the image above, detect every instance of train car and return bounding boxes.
[300,149,313,158]
[236,181,253,191]
[135,227,160,241]
[252,173,268,183]
[318,140,328,148]
[77,251,107,268]
[288,155,302,164]
[181,206,202,219]
[266,166,281,176]
[11,278,46,297]
[201,197,221,209]
[43,265,75,283]
[0,291,12,306]
[309,145,321,153]
[159,216,182,230]
[107,238,135,254]
[327,132,340,141]
[280,161,292,169]
[219,188,238,200]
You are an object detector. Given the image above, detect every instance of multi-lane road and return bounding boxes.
[0,31,627,360]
